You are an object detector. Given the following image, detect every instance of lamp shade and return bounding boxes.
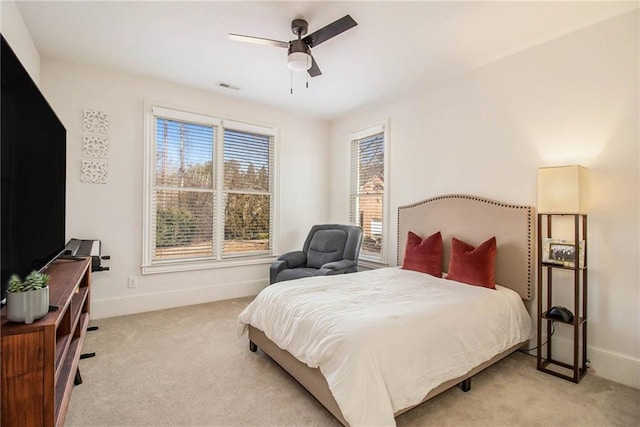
[537,165,588,213]
[287,52,311,71]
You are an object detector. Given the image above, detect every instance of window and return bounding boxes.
[143,106,276,273]
[349,124,387,263]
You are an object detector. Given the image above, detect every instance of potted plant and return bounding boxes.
[6,271,50,324]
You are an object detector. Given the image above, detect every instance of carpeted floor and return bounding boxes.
[66,297,639,426]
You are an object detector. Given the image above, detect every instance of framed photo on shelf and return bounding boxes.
[542,238,585,268]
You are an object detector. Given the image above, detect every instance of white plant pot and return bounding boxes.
[6,286,49,324]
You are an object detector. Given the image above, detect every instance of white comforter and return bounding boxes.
[238,268,531,426]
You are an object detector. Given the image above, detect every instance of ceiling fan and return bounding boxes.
[229,15,357,77]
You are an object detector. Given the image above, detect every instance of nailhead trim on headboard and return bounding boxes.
[397,194,534,299]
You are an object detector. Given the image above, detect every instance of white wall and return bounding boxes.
[39,60,330,319]
[329,11,639,388]
[0,0,40,83]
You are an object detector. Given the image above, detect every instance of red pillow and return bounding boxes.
[447,237,497,289]
[402,231,443,277]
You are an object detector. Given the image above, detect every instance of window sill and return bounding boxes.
[142,255,277,275]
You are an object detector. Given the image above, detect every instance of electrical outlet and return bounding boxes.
[127,276,138,288]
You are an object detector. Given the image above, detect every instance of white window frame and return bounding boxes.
[348,122,390,265]
[142,103,278,274]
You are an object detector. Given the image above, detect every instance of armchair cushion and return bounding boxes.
[306,229,348,268]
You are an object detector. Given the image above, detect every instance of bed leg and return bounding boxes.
[249,340,257,352]
[460,378,471,392]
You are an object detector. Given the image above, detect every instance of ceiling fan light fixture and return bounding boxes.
[287,51,311,71]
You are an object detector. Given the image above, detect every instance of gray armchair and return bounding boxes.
[270,224,364,284]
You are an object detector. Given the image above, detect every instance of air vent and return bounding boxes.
[217,82,240,91]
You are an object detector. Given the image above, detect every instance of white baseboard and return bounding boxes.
[534,333,640,389]
[90,279,267,320]
[588,344,640,389]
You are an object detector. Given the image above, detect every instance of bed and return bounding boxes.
[238,194,534,426]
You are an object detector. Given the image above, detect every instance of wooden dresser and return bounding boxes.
[1,257,91,427]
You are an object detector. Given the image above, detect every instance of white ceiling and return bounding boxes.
[17,1,638,120]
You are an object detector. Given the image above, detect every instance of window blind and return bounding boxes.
[223,129,273,256]
[152,118,215,260]
[349,131,385,260]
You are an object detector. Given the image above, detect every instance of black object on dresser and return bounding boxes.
[1,35,67,302]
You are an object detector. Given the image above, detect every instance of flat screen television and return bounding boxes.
[1,35,67,301]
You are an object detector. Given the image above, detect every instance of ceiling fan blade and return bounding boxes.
[307,54,322,77]
[228,34,289,49]
[302,15,357,48]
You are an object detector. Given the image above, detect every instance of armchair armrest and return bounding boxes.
[269,261,287,284]
[270,251,307,284]
[277,251,307,268]
[316,259,357,276]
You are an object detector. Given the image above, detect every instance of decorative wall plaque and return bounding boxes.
[82,135,109,158]
[80,160,108,184]
[82,109,109,134]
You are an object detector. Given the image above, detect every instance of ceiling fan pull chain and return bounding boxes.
[306,56,309,89]
[290,70,293,95]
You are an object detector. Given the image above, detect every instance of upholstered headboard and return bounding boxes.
[397,194,534,300]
